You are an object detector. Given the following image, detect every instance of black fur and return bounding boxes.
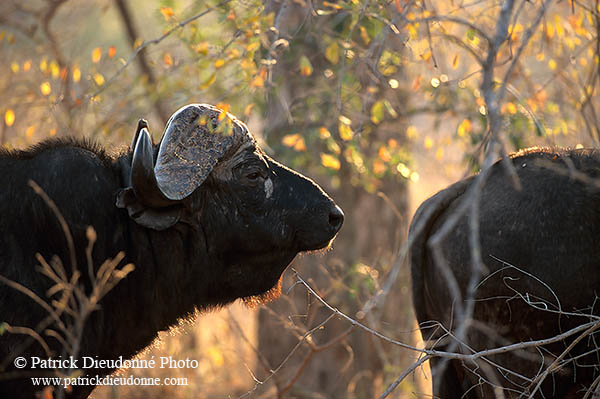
[0,138,342,398]
[410,148,600,398]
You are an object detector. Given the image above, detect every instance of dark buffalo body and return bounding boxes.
[411,148,600,398]
[0,104,343,398]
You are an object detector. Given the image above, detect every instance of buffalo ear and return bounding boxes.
[116,188,181,230]
[153,104,254,200]
[129,207,181,230]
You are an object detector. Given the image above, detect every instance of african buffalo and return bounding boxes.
[411,148,600,398]
[0,104,343,398]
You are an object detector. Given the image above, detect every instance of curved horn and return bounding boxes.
[131,127,177,208]
[153,104,254,201]
[131,119,149,149]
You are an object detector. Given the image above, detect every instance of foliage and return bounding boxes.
[2,0,600,397]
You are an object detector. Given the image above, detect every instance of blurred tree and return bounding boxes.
[253,1,414,397]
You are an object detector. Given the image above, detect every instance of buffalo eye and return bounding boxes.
[236,163,267,186]
[246,171,262,181]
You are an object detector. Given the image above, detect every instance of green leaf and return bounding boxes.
[466,28,476,41]
[325,42,340,65]
[370,101,385,124]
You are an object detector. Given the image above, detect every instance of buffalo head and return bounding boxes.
[116,104,343,302]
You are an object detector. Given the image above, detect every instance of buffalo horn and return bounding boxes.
[153,104,253,201]
[131,119,149,149]
[131,127,177,208]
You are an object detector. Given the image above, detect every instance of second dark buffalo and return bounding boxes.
[411,148,600,398]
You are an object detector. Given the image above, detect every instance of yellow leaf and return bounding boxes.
[325,42,340,65]
[160,7,174,21]
[10,62,19,73]
[373,160,386,175]
[293,138,306,152]
[282,133,300,146]
[359,26,370,45]
[338,123,353,141]
[323,1,343,9]
[92,47,102,63]
[299,55,313,77]
[4,109,15,127]
[199,72,216,90]
[452,54,459,69]
[435,147,444,160]
[381,65,397,76]
[40,82,51,96]
[246,41,260,52]
[207,346,224,367]
[228,48,241,59]
[244,103,255,117]
[50,61,60,79]
[215,103,230,119]
[328,140,341,155]
[23,60,31,72]
[25,125,35,138]
[506,102,517,114]
[49,128,57,136]
[378,145,391,162]
[424,136,433,149]
[40,58,48,73]
[195,42,209,55]
[226,10,236,21]
[281,134,306,151]
[545,23,555,39]
[457,119,472,137]
[93,73,105,86]
[321,153,341,170]
[163,52,173,66]
[108,45,116,59]
[250,74,264,88]
[431,77,440,88]
[407,24,418,40]
[214,59,226,68]
[240,58,256,71]
[338,115,352,125]
[548,59,557,70]
[319,127,331,139]
[72,66,81,83]
[406,125,418,139]
[133,38,142,49]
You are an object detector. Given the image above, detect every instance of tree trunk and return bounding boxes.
[256,3,413,397]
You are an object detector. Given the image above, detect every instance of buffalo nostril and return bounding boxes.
[328,205,344,231]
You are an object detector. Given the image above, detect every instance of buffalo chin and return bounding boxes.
[242,278,283,308]
[300,236,337,254]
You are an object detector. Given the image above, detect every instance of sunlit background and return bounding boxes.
[1,0,598,397]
